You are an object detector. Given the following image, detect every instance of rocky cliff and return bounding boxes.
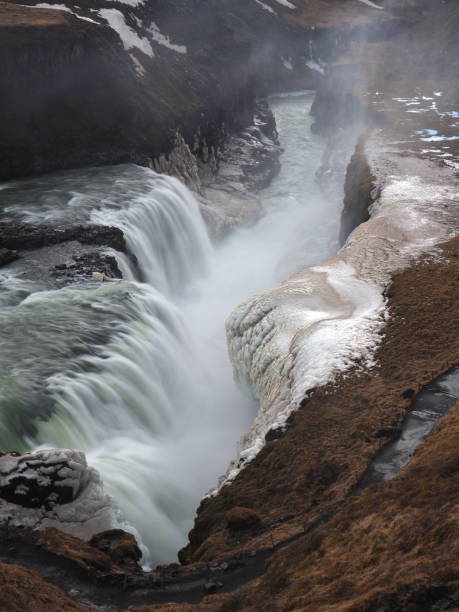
[0,0,408,183]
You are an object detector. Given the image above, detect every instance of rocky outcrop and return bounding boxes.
[339,137,377,245]
[0,450,112,540]
[0,221,126,253]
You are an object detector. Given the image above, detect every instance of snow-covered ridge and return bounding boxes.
[32,1,188,61]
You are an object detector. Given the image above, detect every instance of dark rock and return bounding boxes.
[50,252,121,284]
[265,427,283,442]
[203,580,223,593]
[0,221,126,253]
[339,138,377,246]
[0,248,19,267]
[89,529,142,572]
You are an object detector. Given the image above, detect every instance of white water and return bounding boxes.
[0,93,343,563]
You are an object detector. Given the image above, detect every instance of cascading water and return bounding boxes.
[0,92,344,563]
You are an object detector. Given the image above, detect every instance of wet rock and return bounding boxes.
[89,529,142,572]
[0,450,112,540]
[0,221,126,253]
[199,101,281,236]
[51,252,121,284]
[0,248,19,267]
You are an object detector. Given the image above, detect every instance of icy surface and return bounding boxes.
[0,450,112,539]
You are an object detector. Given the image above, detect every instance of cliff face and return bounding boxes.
[0,0,408,183]
[0,0,298,181]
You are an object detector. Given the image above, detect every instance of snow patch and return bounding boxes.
[357,0,384,8]
[272,0,296,9]
[130,54,146,77]
[306,59,324,75]
[112,0,145,6]
[99,9,154,58]
[255,0,277,14]
[149,22,187,54]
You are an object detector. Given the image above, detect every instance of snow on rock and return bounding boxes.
[0,449,113,539]
[112,0,145,6]
[99,8,154,58]
[254,0,277,15]
[148,21,187,54]
[306,59,324,75]
[33,3,100,23]
[272,0,296,9]
[130,53,146,77]
[356,0,384,9]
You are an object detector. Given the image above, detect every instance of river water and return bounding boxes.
[0,92,342,563]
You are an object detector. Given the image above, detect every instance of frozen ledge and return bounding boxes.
[224,129,459,483]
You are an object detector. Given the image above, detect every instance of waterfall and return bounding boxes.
[89,172,212,292]
[0,93,344,564]
[16,166,252,563]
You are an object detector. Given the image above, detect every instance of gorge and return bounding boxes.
[0,1,458,611]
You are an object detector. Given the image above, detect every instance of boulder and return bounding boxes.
[0,449,112,540]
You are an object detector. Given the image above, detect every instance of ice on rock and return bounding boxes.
[223,144,458,486]
[0,449,112,540]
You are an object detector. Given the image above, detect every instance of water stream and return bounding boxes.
[0,92,343,563]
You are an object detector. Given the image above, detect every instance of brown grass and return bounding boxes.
[0,562,90,612]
